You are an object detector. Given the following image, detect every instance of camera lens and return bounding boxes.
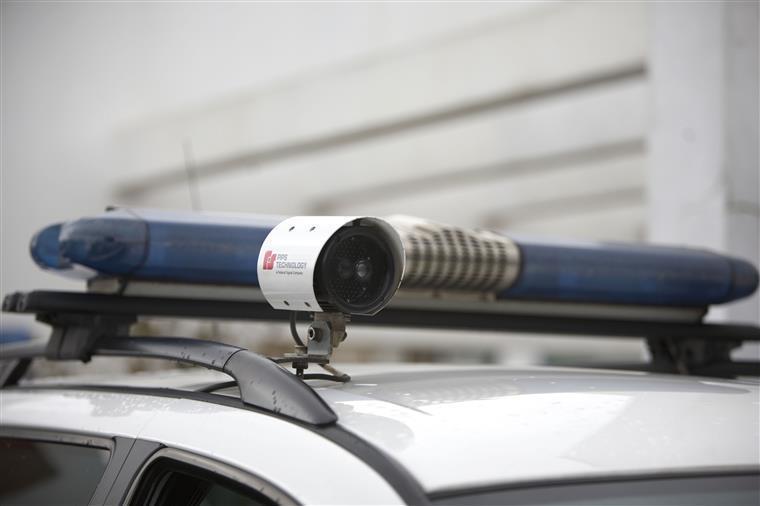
[355,259,372,281]
[315,225,396,315]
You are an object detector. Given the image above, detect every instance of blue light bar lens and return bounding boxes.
[501,241,758,306]
[56,209,280,285]
[60,213,148,274]
[731,258,760,301]
[30,223,70,270]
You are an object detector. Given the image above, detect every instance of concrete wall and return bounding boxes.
[648,1,759,327]
[113,3,649,245]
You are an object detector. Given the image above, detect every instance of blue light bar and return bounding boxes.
[30,209,759,307]
[37,208,281,285]
[501,239,758,306]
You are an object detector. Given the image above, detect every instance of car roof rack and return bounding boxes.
[1,334,337,426]
[2,290,760,383]
[1,291,341,426]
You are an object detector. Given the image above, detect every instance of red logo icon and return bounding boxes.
[263,250,276,270]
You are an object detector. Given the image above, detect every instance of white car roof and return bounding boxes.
[316,366,760,492]
[11,364,760,494]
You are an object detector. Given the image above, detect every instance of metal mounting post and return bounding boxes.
[273,312,351,382]
[307,312,347,356]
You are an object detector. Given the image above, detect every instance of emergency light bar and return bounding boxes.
[31,208,282,285]
[30,208,759,315]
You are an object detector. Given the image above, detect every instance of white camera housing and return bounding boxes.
[257,216,405,315]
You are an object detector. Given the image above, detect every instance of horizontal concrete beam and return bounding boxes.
[114,2,646,198]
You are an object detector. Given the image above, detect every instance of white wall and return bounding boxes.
[648,1,759,326]
[112,2,649,245]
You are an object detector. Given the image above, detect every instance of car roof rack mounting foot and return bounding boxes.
[39,313,136,362]
[646,336,756,377]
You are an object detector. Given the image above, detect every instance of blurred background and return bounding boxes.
[1,2,758,375]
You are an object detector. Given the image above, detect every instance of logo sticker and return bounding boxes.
[263,250,276,270]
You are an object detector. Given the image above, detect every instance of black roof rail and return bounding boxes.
[1,293,338,425]
[3,290,760,382]
[1,334,337,425]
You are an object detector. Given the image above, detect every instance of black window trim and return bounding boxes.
[428,467,760,503]
[0,426,114,451]
[124,447,299,506]
[0,426,128,506]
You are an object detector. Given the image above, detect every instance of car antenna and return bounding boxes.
[183,139,203,212]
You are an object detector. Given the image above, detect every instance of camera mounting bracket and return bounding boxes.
[271,312,351,382]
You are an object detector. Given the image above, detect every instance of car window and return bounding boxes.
[200,482,264,506]
[0,437,110,505]
[129,457,277,506]
[433,474,760,506]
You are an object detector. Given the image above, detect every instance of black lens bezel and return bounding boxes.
[314,225,397,315]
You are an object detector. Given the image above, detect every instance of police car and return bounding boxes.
[1,209,759,505]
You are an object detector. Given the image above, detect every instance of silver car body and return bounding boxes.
[2,364,758,504]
